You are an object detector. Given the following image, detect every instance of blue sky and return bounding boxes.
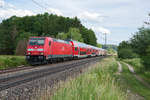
[0,0,150,45]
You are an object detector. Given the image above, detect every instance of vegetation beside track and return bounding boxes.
[0,55,27,70]
[119,62,150,100]
[122,58,150,85]
[41,57,127,100]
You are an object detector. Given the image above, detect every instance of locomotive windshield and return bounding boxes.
[29,38,45,45]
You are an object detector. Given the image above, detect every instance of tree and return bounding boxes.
[15,32,36,55]
[144,13,150,25]
[118,48,137,59]
[130,27,150,69]
[66,27,83,42]
[130,27,150,56]
[56,32,67,40]
[97,43,102,48]
[118,41,138,59]
[80,27,97,46]
[141,45,150,69]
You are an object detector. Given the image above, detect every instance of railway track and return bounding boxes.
[0,56,104,91]
[0,65,34,74]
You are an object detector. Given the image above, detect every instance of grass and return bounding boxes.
[119,62,150,100]
[42,57,127,100]
[122,58,143,72]
[0,55,27,70]
[122,58,150,85]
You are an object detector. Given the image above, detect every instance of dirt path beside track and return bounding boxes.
[116,61,122,75]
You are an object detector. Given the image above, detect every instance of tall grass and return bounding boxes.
[120,62,150,100]
[123,58,143,72]
[48,57,127,100]
[0,55,27,70]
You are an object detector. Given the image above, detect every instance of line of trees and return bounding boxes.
[118,13,150,69]
[0,13,97,55]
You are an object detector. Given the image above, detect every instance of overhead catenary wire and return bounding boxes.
[31,0,49,11]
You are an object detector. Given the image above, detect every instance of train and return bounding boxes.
[26,37,107,64]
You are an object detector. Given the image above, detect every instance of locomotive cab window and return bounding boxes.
[29,38,45,45]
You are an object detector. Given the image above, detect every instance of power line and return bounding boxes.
[104,33,107,46]
[43,0,52,8]
[31,0,48,11]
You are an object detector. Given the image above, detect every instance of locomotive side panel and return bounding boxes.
[51,40,73,58]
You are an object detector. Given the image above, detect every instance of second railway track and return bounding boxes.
[0,56,104,91]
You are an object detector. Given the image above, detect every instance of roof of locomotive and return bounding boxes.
[52,38,70,44]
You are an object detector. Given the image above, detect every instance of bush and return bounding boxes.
[0,56,27,70]
[123,58,144,72]
[141,56,150,70]
[118,48,138,59]
[140,45,150,69]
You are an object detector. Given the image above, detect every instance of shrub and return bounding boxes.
[118,48,138,59]
[0,56,27,70]
[141,45,150,69]
[141,56,150,70]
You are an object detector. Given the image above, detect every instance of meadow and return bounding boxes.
[0,55,27,70]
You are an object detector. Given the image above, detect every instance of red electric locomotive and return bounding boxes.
[26,37,72,64]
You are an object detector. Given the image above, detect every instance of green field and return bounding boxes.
[40,57,127,100]
[0,55,27,70]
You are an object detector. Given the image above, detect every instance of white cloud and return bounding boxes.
[48,8,63,16]
[0,0,63,21]
[78,11,103,22]
[92,26,111,34]
[0,0,35,19]
[0,8,35,19]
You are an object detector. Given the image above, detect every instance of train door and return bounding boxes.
[74,46,79,56]
[45,38,52,59]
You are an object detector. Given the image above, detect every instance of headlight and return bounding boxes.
[37,49,44,51]
[28,52,31,55]
[28,49,34,51]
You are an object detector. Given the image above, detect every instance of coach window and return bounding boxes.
[75,47,78,51]
[49,41,51,46]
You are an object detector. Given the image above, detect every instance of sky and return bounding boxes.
[0,0,150,45]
